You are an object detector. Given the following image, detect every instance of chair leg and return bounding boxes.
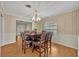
[50,40,51,55]
[44,42,47,57]
[39,45,42,57]
[32,43,35,53]
[44,48,46,57]
[47,41,48,56]
[39,47,41,57]
[22,41,26,54]
[24,48,26,54]
[22,44,26,54]
[45,42,48,57]
[22,41,23,50]
[22,44,23,50]
[22,42,23,50]
[39,53,41,57]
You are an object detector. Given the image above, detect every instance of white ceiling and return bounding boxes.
[1,1,79,21]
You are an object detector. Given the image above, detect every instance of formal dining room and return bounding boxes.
[0,1,79,57]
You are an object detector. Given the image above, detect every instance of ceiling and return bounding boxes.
[0,1,79,21]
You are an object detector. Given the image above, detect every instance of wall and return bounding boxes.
[0,4,2,56]
[0,13,32,46]
[26,23,32,31]
[42,9,79,49]
[16,24,26,35]
[78,36,79,56]
[16,21,32,35]
[0,12,1,47]
[77,9,79,56]
[1,14,16,46]
[0,10,5,47]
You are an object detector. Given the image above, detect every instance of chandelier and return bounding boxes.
[32,10,41,21]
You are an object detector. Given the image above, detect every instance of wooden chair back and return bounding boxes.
[40,31,47,41]
[45,32,53,56]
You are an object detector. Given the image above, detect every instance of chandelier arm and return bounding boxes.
[32,2,41,21]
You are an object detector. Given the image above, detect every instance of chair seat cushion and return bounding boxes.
[33,41,40,45]
[26,41,32,44]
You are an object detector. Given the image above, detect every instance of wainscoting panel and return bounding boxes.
[52,34,78,49]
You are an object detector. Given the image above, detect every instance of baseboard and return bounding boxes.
[52,34,78,49]
[78,36,79,56]
[52,41,77,49]
[1,40,16,47]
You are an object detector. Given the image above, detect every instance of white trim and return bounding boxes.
[1,40,16,46]
[1,13,5,47]
[5,12,32,22]
[1,11,32,22]
[52,34,78,49]
[16,19,32,22]
[78,36,79,56]
[52,41,77,49]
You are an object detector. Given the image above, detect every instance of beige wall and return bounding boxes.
[2,14,32,46]
[42,9,79,36]
[77,10,79,36]
[16,22,32,35]
[0,12,1,46]
[41,9,79,49]
[26,23,32,31]
[3,14,16,45]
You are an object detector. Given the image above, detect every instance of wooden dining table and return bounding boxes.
[27,33,41,52]
[28,33,41,41]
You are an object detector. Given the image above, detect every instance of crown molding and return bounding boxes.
[1,11,32,22]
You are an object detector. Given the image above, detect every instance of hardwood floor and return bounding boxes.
[1,36,77,57]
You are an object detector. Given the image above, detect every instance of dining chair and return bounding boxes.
[49,32,53,52]
[21,31,32,54]
[32,31,47,56]
[42,32,50,56]
[20,32,25,52]
[46,32,53,56]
